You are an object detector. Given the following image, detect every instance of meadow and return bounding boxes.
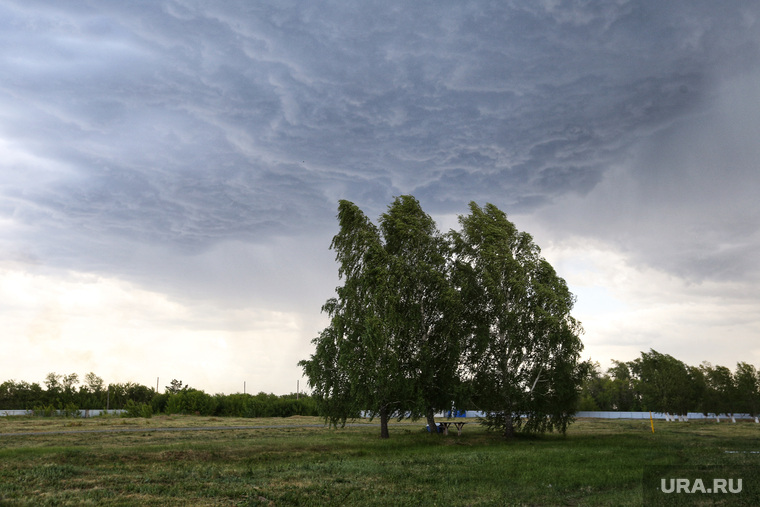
[1,414,759,505]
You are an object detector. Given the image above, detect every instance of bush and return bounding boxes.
[151,392,169,414]
[163,390,217,416]
[62,402,80,418]
[123,400,153,418]
[32,404,56,417]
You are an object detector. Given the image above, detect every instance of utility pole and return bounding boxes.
[297,380,299,400]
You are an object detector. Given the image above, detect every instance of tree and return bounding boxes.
[301,197,465,438]
[633,350,694,416]
[301,199,401,438]
[61,373,79,407]
[165,379,185,395]
[300,326,363,427]
[452,202,584,437]
[701,362,737,420]
[686,365,707,415]
[44,373,63,407]
[84,372,104,393]
[607,360,640,411]
[379,196,463,433]
[301,198,584,439]
[578,362,616,411]
[734,362,760,417]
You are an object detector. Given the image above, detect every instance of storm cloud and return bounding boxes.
[2,0,759,392]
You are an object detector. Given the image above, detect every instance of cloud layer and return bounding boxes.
[1,0,759,391]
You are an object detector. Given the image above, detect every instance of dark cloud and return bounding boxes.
[3,0,760,393]
[1,0,759,286]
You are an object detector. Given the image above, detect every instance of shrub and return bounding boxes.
[32,404,57,417]
[62,402,81,417]
[123,399,153,418]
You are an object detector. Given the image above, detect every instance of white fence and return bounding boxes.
[575,411,759,421]
[0,409,124,417]
[435,411,760,421]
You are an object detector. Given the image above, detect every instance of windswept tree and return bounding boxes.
[734,362,760,418]
[301,197,585,438]
[632,350,697,416]
[607,360,640,411]
[300,199,403,438]
[300,325,362,427]
[701,362,737,419]
[452,202,584,437]
[301,197,464,438]
[379,196,463,432]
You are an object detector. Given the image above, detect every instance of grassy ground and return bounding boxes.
[0,414,759,505]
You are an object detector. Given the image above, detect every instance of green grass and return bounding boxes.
[0,415,759,505]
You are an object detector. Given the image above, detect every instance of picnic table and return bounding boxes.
[437,421,467,436]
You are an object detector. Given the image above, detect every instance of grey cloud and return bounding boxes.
[1,0,759,288]
[535,67,760,284]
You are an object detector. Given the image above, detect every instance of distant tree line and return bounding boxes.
[579,349,760,419]
[0,374,318,418]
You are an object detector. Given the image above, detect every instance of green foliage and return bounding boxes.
[700,362,738,417]
[302,197,585,438]
[453,202,584,437]
[122,399,153,418]
[164,393,184,415]
[84,372,104,392]
[0,380,44,410]
[302,197,465,437]
[165,378,185,394]
[734,362,760,416]
[214,392,319,418]
[0,372,317,419]
[32,404,57,417]
[164,389,217,416]
[62,402,80,418]
[578,352,760,418]
[140,402,154,419]
[151,392,169,414]
[630,350,703,416]
[301,199,400,436]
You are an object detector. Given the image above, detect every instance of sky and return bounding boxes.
[1,0,759,395]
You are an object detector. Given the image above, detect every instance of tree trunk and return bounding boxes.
[380,405,390,439]
[425,407,437,435]
[503,412,515,438]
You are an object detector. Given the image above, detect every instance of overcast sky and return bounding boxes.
[2,0,759,395]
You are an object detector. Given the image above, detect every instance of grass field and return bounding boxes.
[1,414,759,505]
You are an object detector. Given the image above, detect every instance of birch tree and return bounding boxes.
[452,202,584,437]
[734,362,760,419]
[302,198,584,439]
[300,199,408,438]
[379,195,462,432]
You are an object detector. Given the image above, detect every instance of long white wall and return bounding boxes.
[447,411,759,421]
[575,411,759,421]
[0,409,124,417]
